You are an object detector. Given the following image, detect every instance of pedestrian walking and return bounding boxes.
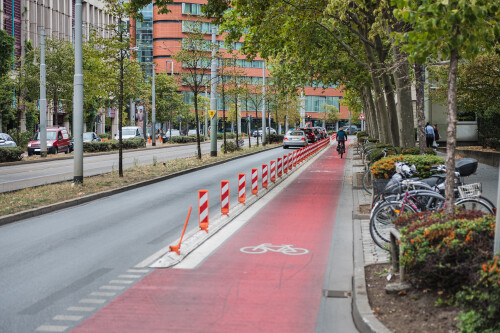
[425,122,435,148]
[433,124,440,148]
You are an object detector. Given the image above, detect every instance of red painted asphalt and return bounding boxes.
[72,145,347,333]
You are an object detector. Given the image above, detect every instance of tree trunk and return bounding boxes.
[362,85,378,138]
[235,96,239,148]
[444,49,459,215]
[118,23,124,178]
[222,88,226,153]
[194,90,202,159]
[365,43,390,143]
[392,47,415,148]
[414,63,427,154]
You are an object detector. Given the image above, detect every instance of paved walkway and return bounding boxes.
[70,142,358,333]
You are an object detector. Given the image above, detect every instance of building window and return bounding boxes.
[305,96,340,113]
[182,3,203,16]
[182,20,216,33]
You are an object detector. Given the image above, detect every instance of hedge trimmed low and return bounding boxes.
[83,138,146,153]
[0,147,24,162]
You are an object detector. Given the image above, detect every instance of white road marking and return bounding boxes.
[100,285,125,290]
[109,279,133,284]
[67,306,95,312]
[127,269,149,273]
[79,298,106,304]
[35,325,68,332]
[90,291,116,297]
[53,315,83,321]
[118,274,141,279]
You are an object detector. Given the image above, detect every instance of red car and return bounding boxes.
[27,127,71,156]
[299,128,317,143]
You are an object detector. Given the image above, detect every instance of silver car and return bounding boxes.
[283,130,308,149]
[0,133,16,147]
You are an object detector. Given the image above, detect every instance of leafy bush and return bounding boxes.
[399,210,495,291]
[170,136,197,144]
[221,140,241,153]
[0,147,24,162]
[356,131,368,139]
[7,129,33,148]
[400,147,437,155]
[366,137,379,143]
[456,256,500,333]
[217,133,236,139]
[83,138,145,152]
[99,133,111,140]
[370,154,445,179]
[267,133,284,144]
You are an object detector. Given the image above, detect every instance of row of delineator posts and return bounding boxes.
[169,137,332,255]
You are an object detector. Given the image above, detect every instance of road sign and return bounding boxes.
[359,113,365,120]
[208,110,216,118]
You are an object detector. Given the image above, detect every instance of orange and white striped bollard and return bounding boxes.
[277,157,282,177]
[283,155,288,174]
[221,180,229,215]
[262,164,268,189]
[251,168,258,195]
[288,153,293,171]
[199,190,209,232]
[238,173,246,204]
[270,160,276,183]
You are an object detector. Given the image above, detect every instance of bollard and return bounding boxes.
[169,206,192,255]
[199,190,209,232]
[270,160,276,183]
[288,153,293,171]
[283,155,288,174]
[238,173,246,204]
[262,164,268,189]
[251,168,258,195]
[292,150,297,167]
[221,180,229,215]
[277,157,282,178]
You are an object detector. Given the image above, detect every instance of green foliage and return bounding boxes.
[99,133,111,140]
[370,154,445,179]
[221,140,241,153]
[398,210,495,291]
[217,133,236,139]
[170,135,198,144]
[356,131,368,139]
[400,147,436,155]
[456,256,500,333]
[267,133,284,144]
[0,30,14,76]
[7,129,32,148]
[83,138,146,152]
[0,147,24,162]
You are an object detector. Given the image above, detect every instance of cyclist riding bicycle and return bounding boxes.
[336,127,347,152]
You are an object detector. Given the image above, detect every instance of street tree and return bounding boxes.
[153,73,186,140]
[0,30,14,132]
[394,0,500,214]
[174,26,214,158]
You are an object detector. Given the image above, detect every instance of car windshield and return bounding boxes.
[288,131,303,136]
[33,131,57,140]
[0,133,11,141]
[122,129,137,136]
[83,133,94,140]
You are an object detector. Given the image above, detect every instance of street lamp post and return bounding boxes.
[73,0,84,183]
[152,63,156,146]
[261,64,266,145]
[39,28,47,157]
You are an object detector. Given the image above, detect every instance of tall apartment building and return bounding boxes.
[131,1,351,133]
[1,0,116,132]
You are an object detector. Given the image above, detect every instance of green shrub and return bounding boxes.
[366,137,379,143]
[400,147,437,155]
[99,133,111,140]
[0,147,24,162]
[221,140,241,153]
[170,136,197,144]
[217,133,236,139]
[399,210,494,291]
[7,129,32,148]
[356,131,368,139]
[456,256,500,333]
[267,133,284,144]
[83,141,112,152]
[370,154,445,179]
[83,138,145,152]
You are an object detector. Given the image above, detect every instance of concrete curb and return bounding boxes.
[0,145,280,227]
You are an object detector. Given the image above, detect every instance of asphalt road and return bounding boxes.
[0,138,259,193]
[0,146,290,333]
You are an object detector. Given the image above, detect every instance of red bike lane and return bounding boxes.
[72,146,347,333]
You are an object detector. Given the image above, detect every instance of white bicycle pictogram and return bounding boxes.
[240,243,309,255]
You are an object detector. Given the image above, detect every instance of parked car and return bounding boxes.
[27,126,71,156]
[252,127,277,137]
[162,129,181,142]
[344,125,359,134]
[0,133,16,147]
[114,126,144,140]
[299,127,317,143]
[283,130,308,149]
[83,132,101,142]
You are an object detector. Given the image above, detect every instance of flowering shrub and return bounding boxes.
[456,256,500,333]
[399,212,495,291]
[370,154,444,179]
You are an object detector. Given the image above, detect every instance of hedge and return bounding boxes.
[82,138,146,152]
[0,147,24,162]
[370,154,445,179]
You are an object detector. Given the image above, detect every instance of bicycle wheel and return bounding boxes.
[407,190,445,211]
[362,169,372,194]
[455,198,495,214]
[370,201,416,249]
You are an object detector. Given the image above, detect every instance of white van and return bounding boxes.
[115,126,144,140]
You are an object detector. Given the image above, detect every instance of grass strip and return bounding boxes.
[1,144,278,217]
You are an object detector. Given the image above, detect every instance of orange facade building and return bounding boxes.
[130,1,351,132]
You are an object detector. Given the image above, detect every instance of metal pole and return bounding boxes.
[130,99,135,126]
[261,64,266,145]
[204,87,208,136]
[73,0,84,183]
[495,159,500,254]
[210,27,218,157]
[152,63,156,146]
[300,89,305,127]
[39,28,47,157]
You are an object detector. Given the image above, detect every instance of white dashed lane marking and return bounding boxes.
[53,315,83,321]
[79,298,106,304]
[109,279,133,284]
[118,274,141,279]
[35,325,68,332]
[67,306,95,312]
[100,285,125,290]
